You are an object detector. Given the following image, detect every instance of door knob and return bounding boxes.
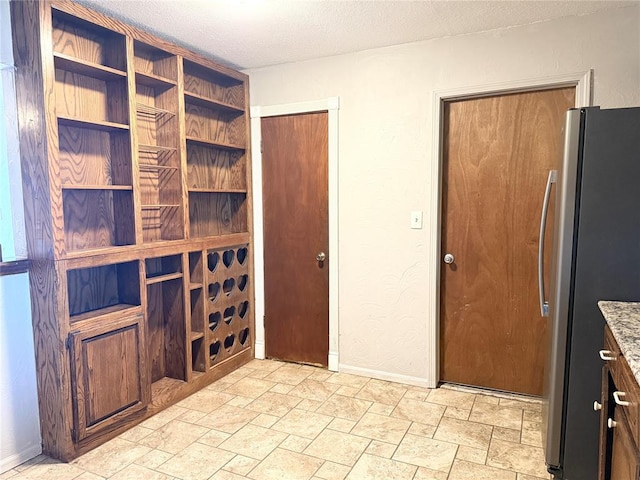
[443,253,455,264]
[608,418,617,429]
[316,252,326,262]
[593,401,602,411]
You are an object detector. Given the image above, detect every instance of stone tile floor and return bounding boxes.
[0,359,551,480]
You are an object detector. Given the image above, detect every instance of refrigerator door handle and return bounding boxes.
[538,169,557,317]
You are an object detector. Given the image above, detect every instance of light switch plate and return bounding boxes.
[411,211,423,229]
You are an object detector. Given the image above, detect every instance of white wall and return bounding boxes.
[0,0,42,472]
[246,6,640,383]
[0,273,41,473]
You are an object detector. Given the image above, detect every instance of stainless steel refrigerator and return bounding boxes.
[541,106,640,479]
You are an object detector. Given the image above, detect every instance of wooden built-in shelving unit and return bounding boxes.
[10,0,254,461]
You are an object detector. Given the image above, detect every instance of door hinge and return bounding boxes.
[260,140,263,154]
[65,336,72,350]
[71,428,77,442]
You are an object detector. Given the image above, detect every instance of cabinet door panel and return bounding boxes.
[600,367,613,480]
[618,355,640,446]
[70,314,149,441]
[610,408,640,480]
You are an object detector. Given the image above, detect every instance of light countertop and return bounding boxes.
[598,301,640,385]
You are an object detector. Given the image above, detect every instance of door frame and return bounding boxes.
[428,72,593,387]
[250,97,340,371]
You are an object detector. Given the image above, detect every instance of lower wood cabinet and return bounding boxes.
[598,325,640,480]
[610,407,640,480]
[11,0,254,461]
[69,313,149,442]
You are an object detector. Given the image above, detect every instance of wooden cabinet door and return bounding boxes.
[69,314,149,441]
[600,367,613,480]
[610,408,640,480]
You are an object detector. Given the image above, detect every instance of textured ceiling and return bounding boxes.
[78,0,637,70]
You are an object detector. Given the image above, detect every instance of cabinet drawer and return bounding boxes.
[604,326,622,361]
[604,325,640,449]
[604,326,624,397]
[615,355,640,448]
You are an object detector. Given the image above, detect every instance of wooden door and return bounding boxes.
[261,112,329,367]
[440,88,574,395]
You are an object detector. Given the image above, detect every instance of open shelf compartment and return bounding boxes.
[183,59,244,109]
[188,192,248,238]
[134,54,178,201]
[134,41,178,84]
[55,61,129,126]
[136,71,183,243]
[189,251,203,286]
[136,81,179,151]
[141,205,184,243]
[52,8,126,72]
[59,123,132,189]
[187,143,246,191]
[63,188,135,252]
[146,255,186,386]
[184,104,246,149]
[67,260,141,323]
[190,287,205,373]
[145,254,183,282]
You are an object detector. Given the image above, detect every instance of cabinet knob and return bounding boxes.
[608,418,617,429]
[599,349,617,361]
[593,401,602,411]
[613,391,631,406]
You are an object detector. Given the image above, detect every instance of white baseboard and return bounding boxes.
[0,444,42,474]
[254,341,265,360]
[328,351,339,372]
[338,363,431,388]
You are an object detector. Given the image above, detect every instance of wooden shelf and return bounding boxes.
[63,244,140,260]
[54,52,126,80]
[150,376,187,406]
[188,188,247,194]
[189,233,251,246]
[184,91,244,115]
[191,332,205,341]
[185,136,245,152]
[145,272,183,285]
[58,115,129,132]
[190,283,202,291]
[135,70,177,88]
[141,204,181,209]
[139,164,179,171]
[136,103,176,118]
[69,303,140,323]
[138,144,177,154]
[62,184,133,191]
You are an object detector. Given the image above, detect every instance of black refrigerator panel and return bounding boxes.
[562,107,640,479]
